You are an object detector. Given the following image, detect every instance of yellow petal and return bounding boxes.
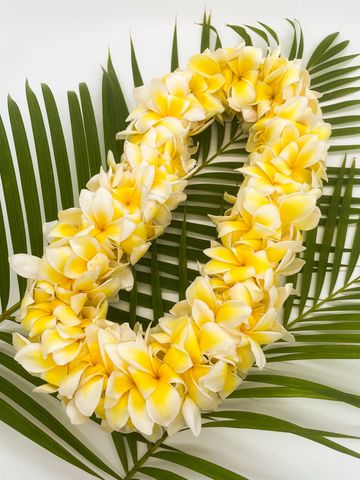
[106,392,129,430]
[15,343,55,373]
[223,265,256,284]
[216,301,251,328]
[70,235,100,261]
[147,380,181,426]
[59,363,88,399]
[189,53,221,77]
[164,345,193,373]
[53,305,81,327]
[279,193,316,225]
[63,255,87,279]
[52,341,82,366]
[41,329,74,357]
[128,367,157,399]
[199,322,235,356]
[42,365,68,386]
[92,188,114,228]
[230,80,256,109]
[186,276,217,311]
[117,341,153,374]
[191,299,215,327]
[75,375,104,417]
[128,387,154,435]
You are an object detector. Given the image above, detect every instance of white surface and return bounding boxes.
[1,0,360,479]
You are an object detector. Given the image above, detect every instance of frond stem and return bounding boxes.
[187,131,245,179]
[123,432,168,480]
[288,274,360,328]
[0,300,21,322]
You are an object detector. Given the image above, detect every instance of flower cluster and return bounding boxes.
[10,44,330,439]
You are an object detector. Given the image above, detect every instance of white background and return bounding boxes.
[1,0,360,479]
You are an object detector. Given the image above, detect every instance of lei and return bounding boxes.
[10,44,330,438]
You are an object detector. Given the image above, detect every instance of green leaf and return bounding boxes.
[307,32,339,69]
[0,398,105,479]
[0,202,9,310]
[329,160,355,293]
[200,12,211,52]
[316,76,360,94]
[325,115,360,125]
[297,20,304,58]
[150,241,164,321]
[130,37,144,87]
[129,265,138,328]
[8,95,43,257]
[346,220,360,282]
[257,21,279,44]
[331,126,360,137]
[266,344,360,361]
[0,115,27,297]
[26,80,57,221]
[286,18,298,60]
[0,376,121,479]
[310,54,359,75]
[313,158,345,303]
[203,411,360,461]
[67,90,90,191]
[79,82,103,174]
[140,467,186,479]
[41,83,74,209]
[244,24,269,45]
[312,65,360,86]
[227,24,252,46]
[317,40,350,65]
[178,208,188,300]
[298,228,317,314]
[204,410,356,439]
[127,434,139,464]
[112,432,129,474]
[153,451,249,480]
[244,374,360,407]
[320,87,360,103]
[102,53,129,160]
[171,20,179,71]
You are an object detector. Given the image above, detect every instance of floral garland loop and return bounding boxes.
[10,44,330,438]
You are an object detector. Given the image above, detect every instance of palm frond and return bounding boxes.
[1,15,360,480]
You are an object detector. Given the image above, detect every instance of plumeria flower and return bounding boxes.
[105,333,185,434]
[255,47,318,118]
[204,241,271,284]
[79,187,136,245]
[126,71,208,136]
[210,187,282,248]
[277,189,322,230]
[227,46,262,113]
[241,131,327,195]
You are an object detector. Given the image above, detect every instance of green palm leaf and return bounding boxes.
[1,15,360,480]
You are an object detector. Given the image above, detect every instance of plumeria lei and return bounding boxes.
[10,44,330,439]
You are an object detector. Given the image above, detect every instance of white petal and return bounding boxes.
[33,383,58,393]
[64,398,89,424]
[74,376,104,417]
[128,387,154,435]
[182,396,201,436]
[93,188,114,227]
[59,363,88,399]
[9,254,41,279]
[248,338,266,370]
